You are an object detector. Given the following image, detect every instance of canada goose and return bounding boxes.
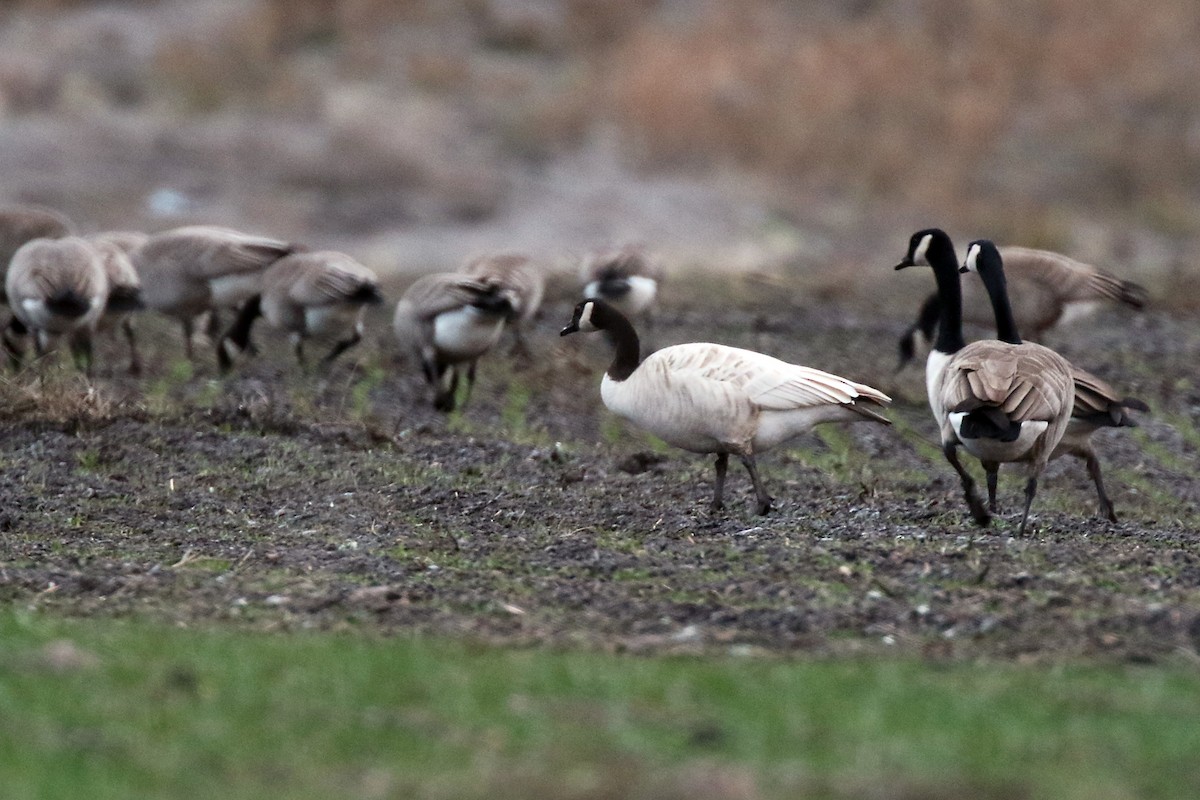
[132,226,295,360]
[0,206,73,304]
[895,230,1075,535]
[897,245,1147,370]
[961,238,1149,521]
[393,272,516,412]
[463,252,544,355]
[560,298,891,515]
[87,231,147,375]
[219,250,384,372]
[3,236,108,371]
[580,245,662,320]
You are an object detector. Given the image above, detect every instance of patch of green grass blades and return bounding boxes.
[2,613,1199,800]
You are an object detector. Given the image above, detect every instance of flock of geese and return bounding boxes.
[1,204,1149,533]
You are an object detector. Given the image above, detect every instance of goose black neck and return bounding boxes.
[976,255,1022,345]
[598,306,641,381]
[927,236,967,354]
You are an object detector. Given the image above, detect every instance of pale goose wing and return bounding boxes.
[944,342,1074,422]
[652,345,890,415]
[402,273,494,321]
[1001,246,1147,308]
[283,253,377,306]
[143,226,294,279]
[1071,366,1148,424]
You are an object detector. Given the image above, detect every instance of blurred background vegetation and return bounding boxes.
[1,0,1198,305]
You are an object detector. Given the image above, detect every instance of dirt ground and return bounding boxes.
[1,288,1198,664]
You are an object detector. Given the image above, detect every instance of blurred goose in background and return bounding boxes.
[560,298,891,515]
[896,230,1075,535]
[897,244,1147,370]
[132,225,295,360]
[219,250,384,372]
[580,245,662,321]
[0,206,74,302]
[87,231,147,375]
[3,236,108,372]
[463,252,544,356]
[961,238,1148,522]
[393,272,516,412]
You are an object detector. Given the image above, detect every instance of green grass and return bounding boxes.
[2,613,1199,800]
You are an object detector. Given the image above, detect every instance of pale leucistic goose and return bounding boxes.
[3,236,108,371]
[580,245,662,320]
[463,252,544,355]
[897,244,1147,370]
[0,206,73,304]
[560,298,892,515]
[87,231,147,375]
[895,230,1075,536]
[961,239,1148,521]
[218,250,384,372]
[393,273,516,412]
[132,226,296,360]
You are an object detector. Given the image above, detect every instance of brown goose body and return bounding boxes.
[393,272,515,411]
[0,206,73,304]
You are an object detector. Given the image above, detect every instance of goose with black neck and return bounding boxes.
[560,298,892,515]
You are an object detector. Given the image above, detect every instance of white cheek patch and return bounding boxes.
[963,243,981,273]
[576,301,597,331]
[913,233,932,265]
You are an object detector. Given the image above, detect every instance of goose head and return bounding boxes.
[560,298,605,336]
[895,228,956,271]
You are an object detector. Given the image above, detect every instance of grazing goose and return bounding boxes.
[961,239,1148,521]
[132,226,295,360]
[895,230,1075,535]
[393,272,516,412]
[3,236,108,371]
[87,232,147,375]
[1,206,73,304]
[580,245,662,320]
[218,250,384,372]
[560,298,891,515]
[897,245,1147,370]
[464,252,544,355]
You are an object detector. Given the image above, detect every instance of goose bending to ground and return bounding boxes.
[897,245,1147,370]
[3,237,109,371]
[895,230,1075,535]
[132,226,295,360]
[219,250,384,372]
[87,232,147,375]
[580,245,662,320]
[961,239,1148,521]
[393,273,516,412]
[560,298,891,515]
[1,206,73,304]
[464,252,544,356]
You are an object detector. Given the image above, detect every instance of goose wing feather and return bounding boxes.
[279,252,377,306]
[945,341,1074,422]
[1001,246,1147,308]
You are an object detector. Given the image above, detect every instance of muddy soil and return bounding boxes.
[2,294,1198,663]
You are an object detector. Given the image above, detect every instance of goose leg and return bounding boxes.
[434,366,459,412]
[2,316,26,370]
[181,317,195,361]
[290,333,308,371]
[1084,452,1118,523]
[1018,475,1039,537]
[461,361,478,409]
[943,442,990,526]
[711,453,729,511]
[739,454,772,515]
[69,331,93,376]
[321,329,362,367]
[983,461,1000,512]
[122,317,142,376]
